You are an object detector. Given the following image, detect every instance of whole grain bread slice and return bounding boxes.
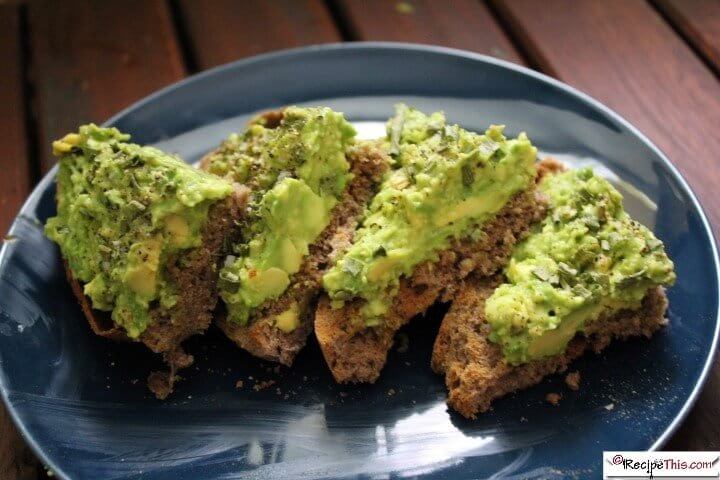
[431,275,668,418]
[63,186,249,398]
[213,142,389,365]
[315,183,547,384]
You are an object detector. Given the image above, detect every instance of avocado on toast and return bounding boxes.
[315,106,545,383]
[45,125,248,398]
[201,107,388,365]
[431,160,676,418]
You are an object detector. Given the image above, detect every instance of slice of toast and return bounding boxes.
[63,185,249,399]
[431,275,668,418]
[315,184,546,383]
[213,141,389,365]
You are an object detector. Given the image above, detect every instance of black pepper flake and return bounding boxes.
[461,164,474,187]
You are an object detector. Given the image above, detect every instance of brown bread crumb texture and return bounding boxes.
[565,371,581,391]
[214,141,389,365]
[431,275,668,419]
[545,392,562,406]
[315,181,546,384]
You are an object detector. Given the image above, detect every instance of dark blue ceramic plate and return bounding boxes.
[1,44,718,480]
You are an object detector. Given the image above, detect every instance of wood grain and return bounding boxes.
[334,0,523,64]
[176,0,340,70]
[0,6,32,235]
[28,0,186,174]
[0,7,38,480]
[493,0,720,450]
[1,404,38,480]
[655,0,720,76]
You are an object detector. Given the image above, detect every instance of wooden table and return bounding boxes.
[2,0,718,477]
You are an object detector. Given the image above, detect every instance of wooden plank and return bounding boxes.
[0,7,39,480]
[334,0,524,64]
[655,0,720,76]
[1,403,39,480]
[0,6,32,235]
[493,0,720,451]
[177,0,341,70]
[28,0,186,174]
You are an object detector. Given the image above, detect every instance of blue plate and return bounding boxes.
[1,43,718,480]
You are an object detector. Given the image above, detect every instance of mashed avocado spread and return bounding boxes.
[209,107,356,326]
[485,168,676,365]
[323,105,537,325]
[45,124,233,338]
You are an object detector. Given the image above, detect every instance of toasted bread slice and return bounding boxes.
[213,141,389,365]
[315,184,546,383]
[63,186,248,398]
[431,275,668,418]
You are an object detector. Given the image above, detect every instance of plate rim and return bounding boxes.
[1,41,718,479]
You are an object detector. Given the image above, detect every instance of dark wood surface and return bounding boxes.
[0,9,36,478]
[335,0,523,63]
[28,0,186,174]
[177,0,341,69]
[655,0,720,76]
[0,6,32,239]
[1,1,718,477]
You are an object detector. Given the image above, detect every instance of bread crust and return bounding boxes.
[315,184,546,384]
[431,275,668,418]
[64,259,128,342]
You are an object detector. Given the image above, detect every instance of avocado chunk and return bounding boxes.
[45,124,233,338]
[274,303,301,333]
[485,168,676,365]
[323,105,538,325]
[210,107,356,326]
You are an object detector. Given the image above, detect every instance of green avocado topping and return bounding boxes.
[45,124,233,338]
[323,105,537,325]
[485,168,676,365]
[209,107,356,326]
